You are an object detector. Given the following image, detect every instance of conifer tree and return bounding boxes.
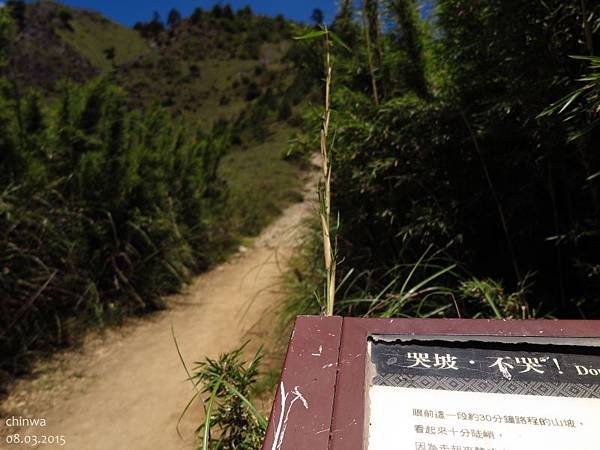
[223,4,235,20]
[237,6,252,19]
[212,5,223,19]
[6,1,25,31]
[167,8,182,30]
[311,8,324,26]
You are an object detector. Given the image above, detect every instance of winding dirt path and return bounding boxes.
[1,166,318,450]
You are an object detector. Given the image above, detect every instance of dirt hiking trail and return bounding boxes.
[1,164,319,450]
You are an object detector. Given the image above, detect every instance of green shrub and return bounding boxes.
[190,345,266,450]
[239,40,260,60]
[0,77,232,375]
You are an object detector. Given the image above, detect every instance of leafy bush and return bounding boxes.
[239,39,261,60]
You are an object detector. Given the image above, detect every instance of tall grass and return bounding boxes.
[318,28,337,316]
[294,26,351,316]
[192,346,266,450]
[283,229,538,321]
[0,76,231,378]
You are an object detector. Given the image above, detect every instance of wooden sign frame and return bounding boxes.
[262,316,600,450]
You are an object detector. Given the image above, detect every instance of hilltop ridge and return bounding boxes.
[5,1,303,128]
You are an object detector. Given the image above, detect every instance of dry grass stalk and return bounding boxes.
[320,29,337,316]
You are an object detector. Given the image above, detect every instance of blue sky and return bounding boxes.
[36,1,339,26]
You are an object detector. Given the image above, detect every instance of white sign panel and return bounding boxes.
[367,340,600,450]
[368,386,600,450]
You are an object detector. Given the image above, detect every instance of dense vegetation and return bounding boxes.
[0,2,306,384]
[0,74,230,377]
[288,0,600,321]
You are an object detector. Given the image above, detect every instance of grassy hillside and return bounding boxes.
[220,123,306,236]
[117,9,296,129]
[56,7,151,71]
[5,1,96,89]
[6,2,300,128]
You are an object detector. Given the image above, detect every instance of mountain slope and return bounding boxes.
[6,1,300,129]
[6,1,149,89]
[116,7,296,127]
[56,6,151,71]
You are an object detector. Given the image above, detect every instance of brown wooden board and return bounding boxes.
[264,317,600,449]
[263,315,343,450]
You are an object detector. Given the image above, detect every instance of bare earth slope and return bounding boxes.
[1,166,318,450]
